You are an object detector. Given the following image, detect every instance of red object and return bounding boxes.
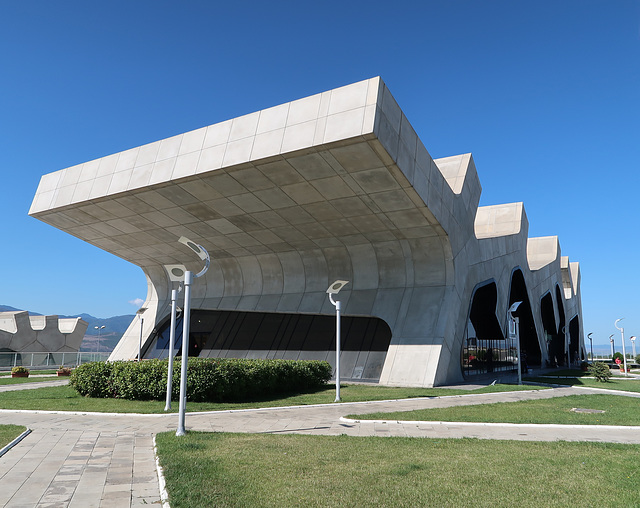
[615,358,622,364]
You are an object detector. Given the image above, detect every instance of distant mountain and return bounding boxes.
[0,305,134,353]
[0,305,41,315]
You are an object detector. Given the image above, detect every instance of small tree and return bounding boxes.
[612,352,624,364]
[588,362,611,382]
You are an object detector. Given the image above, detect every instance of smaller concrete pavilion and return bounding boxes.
[0,311,87,355]
[29,77,584,387]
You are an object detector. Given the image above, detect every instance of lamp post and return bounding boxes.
[631,336,637,360]
[94,325,105,359]
[172,237,210,437]
[615,318,628,376]
[162,283,182,411]
[609,334,615,359]
[587,333,593,362]
[163,264,187,412]
[508,302,522,385]
[327,280,349,402]
[136,308,147,361]
[561,326,569,367]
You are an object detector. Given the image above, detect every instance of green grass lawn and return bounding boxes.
[351,394,640,426]
[0,383,546,413]
[529,376,640,393]
[155,432,640,508]
[0,425,27,449]
[0,376,61,385]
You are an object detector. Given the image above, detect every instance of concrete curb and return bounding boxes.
[572,385,640,396]
[0,428,31,458]
[339,416,640,431]
[153,435,171,508]
[0,409,170,417]
[184,388,550,415]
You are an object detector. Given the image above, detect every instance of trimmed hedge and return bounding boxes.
[69,358,332,402]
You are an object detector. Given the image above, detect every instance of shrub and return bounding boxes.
[588,361,611,382]
[635,354,640,365]
[70,358,332,402]
[10,366,29,374]
[612,352,624,364]
[69,361,115,397]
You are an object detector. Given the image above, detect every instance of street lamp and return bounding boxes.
[561,325,569,367]
[327,280,349,402]
[136,308,147,361]
[171,236,210,436]
[94,325,106,358]
[163,263,187,412]
[587,333,593,362]
[631,336,637,360]
[615,318,628,376]
[508,301,522,385]
[163,286,182,411]
[609,334,615,359]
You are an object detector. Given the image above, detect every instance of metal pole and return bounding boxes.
[177,271,192,436]
[621,328,628,376]
[610,335,615,359]
[165,288,178,411]
[335,298,341,402]
[515,317,522,385]
[615,319,628,376]
[138,318,144,361]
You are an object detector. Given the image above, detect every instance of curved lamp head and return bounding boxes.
[179,236,207,261]
[631,336,636,342]
[609,334,614,341]
[327,280,349,295]
[164,264,187,282]
[587,333,593,339]
[615,318,624,331]
[178,236,210,278]
[508,301,522,315]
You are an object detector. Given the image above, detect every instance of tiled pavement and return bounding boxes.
[1,381,640,507]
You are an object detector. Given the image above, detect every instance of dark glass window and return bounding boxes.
[144,309,393,382]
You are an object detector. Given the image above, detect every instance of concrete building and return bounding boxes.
[29,77,584,387]
[0,311,87,353]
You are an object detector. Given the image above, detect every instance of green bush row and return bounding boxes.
[69,358,332,402]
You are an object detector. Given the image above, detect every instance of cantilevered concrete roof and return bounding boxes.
[30,78,450,274]
[29,77,584,386]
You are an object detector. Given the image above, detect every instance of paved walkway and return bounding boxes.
[0,382,639,507]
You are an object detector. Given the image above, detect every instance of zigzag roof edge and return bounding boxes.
[434,153,472,195]
[474,202,527,239]
[527,236,560,271]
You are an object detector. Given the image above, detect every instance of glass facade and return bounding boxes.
[144,309,392,382]
[462,337,519,377]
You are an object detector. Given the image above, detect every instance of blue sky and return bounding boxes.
[1,1,638,348]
